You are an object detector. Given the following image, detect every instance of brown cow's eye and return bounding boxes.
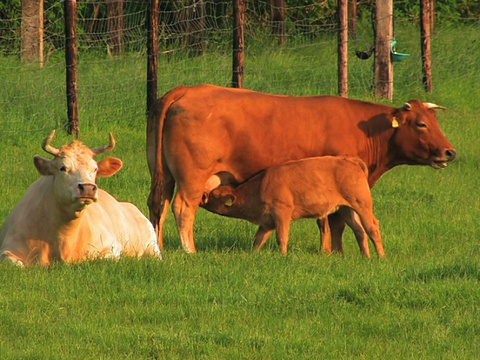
[416,122,427,129]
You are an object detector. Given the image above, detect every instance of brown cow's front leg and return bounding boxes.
[329,212,346,253]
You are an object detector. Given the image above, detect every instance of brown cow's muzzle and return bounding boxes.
[432,148,456,169]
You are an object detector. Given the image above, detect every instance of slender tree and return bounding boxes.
[21,0,44,66]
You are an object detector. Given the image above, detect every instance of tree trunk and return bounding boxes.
[421,0,432,92]
[271,0,285,46]
[176,0,206,56]
[107,0,124,56]
[147,0,159,113]
[21,0,44,66]
[232,0,245,88]
[338,0,348,97]
[374,0,393,100]
[348,0,357,39]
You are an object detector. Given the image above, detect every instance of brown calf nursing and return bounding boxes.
[202,156,384,257]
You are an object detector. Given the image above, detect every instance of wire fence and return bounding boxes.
[0,0,478,136]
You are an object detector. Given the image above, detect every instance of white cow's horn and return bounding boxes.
[91,132,116,155]
[42,130,61,156]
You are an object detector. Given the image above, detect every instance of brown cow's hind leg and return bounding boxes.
[172,192,201,253]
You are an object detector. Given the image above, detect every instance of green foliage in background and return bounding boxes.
[1,0,479,56]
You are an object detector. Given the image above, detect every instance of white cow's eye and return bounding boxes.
[60,166,67,172]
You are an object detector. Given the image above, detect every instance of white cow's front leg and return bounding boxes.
[0,251,25,267]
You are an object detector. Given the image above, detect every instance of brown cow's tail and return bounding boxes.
[146,86,187,240]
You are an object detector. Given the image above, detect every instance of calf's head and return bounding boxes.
[389,100,456,169]
[33,130,123,216]
[202,185,237,215]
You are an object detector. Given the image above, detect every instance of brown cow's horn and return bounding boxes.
[424,102,447,110]
[42,130,61,156]
[403,103,412,111]
[91,132,116,155]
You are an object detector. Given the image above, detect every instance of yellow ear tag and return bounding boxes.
[225,198,233,207]
[392,118,399,128]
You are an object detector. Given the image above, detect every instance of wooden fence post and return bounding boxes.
[64,0,78,137]
[421,0,432,93]
[232,0,245,88]
[338,0,348,97]
[374,0,393,100]
[147,0,159,113]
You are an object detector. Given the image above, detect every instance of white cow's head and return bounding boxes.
[33,130,123,217]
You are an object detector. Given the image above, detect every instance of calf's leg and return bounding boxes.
[274,216,292,255]
[338,207,370,258]
[355,209,384,257]
[253,226,273,252]
[317,218,331,254]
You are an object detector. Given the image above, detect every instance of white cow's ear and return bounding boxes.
[33,156,53,176]
[97,156,123,177]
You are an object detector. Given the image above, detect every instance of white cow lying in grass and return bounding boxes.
[0,130,162,267]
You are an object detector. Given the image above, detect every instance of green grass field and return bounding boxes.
[0,23,479,359]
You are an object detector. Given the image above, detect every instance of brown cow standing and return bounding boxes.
[147,84,456,253]
[202,156,384,257]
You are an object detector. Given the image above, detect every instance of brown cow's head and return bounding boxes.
[33,130,123,217]
[389,100,456,169]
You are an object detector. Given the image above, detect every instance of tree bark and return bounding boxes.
[232,0,245,88]
[107,0,124,56]
[64,0,78,137]
[421,0,432,92]
[374,0,393,100]
[21,0,44,66]
[271,0,285,46]
[338,0,348,97]
[147,0,159,113]
[348,0,357,39]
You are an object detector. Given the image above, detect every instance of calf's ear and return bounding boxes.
[33,156,53,176]
[97,156,123,177]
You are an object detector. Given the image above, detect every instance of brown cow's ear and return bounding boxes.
[391,116,400,128]
[224,195,236,207]
[97,156,123,177]
[33,156,53,176]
